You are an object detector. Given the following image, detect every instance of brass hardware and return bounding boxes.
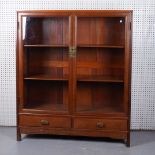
[69,47,76,51]
[69,46,76,58]
[96,122,105,128]
[40,120,49,125]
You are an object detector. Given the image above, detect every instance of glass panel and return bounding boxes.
[75,17,125,114]
[76,47,124,82]
[22,16,69,45]
[22,16,70,112]
[76,82,124,113]
[24,47,69,80]
[24,81,68,112]
[77,17,125,46]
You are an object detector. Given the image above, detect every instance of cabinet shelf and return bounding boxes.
[24,44,69,48]
[77,75,124,83]
[76,105,123,113]
[24,44,124,48]
[77,44,124,48]
[24,74,69,81]
[24,102,67,111]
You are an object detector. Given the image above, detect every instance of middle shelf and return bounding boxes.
[24,74,124,83]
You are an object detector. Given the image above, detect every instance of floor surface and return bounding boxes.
[0,127,155,155]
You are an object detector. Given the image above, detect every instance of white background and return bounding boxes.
[0,0,155,129]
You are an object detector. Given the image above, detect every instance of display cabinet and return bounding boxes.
[17,10,132,146]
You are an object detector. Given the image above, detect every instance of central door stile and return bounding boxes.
[68,15,76,118]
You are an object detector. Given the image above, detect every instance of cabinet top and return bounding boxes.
[17,10,132,16]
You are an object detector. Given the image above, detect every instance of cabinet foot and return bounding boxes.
[17,128,21,141]
[124,138,130,147]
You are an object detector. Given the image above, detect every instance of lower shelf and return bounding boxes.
[24,102,67,112]
[76,105,124,113]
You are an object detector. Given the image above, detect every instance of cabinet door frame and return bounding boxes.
[71,11,132,117]
[17,11,74,115]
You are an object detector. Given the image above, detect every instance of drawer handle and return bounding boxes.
[40,120,49,125]
[96,122,105,128]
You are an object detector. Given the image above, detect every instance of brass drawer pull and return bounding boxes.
[40,120,49,125]
[96,122,105,128]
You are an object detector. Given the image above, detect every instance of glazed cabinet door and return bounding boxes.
[73,13,130,116]
[17,14,72,114]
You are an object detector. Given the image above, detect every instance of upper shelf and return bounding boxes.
[77,44,125,48]
[24,44,69,48]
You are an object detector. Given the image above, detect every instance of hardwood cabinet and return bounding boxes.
[16,10,132,146]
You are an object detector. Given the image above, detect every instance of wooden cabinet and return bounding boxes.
[16,10,132,146]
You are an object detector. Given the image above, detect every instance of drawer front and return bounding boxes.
[74,118,127,131]
[19,115,71,129]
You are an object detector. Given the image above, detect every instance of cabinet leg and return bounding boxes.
[17,128,21,141]
[125,133,130,147]
[124,138,130,147]
[126,139,130,147]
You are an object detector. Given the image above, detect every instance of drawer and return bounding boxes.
[19,115,71,129]
[74,118,127,131]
